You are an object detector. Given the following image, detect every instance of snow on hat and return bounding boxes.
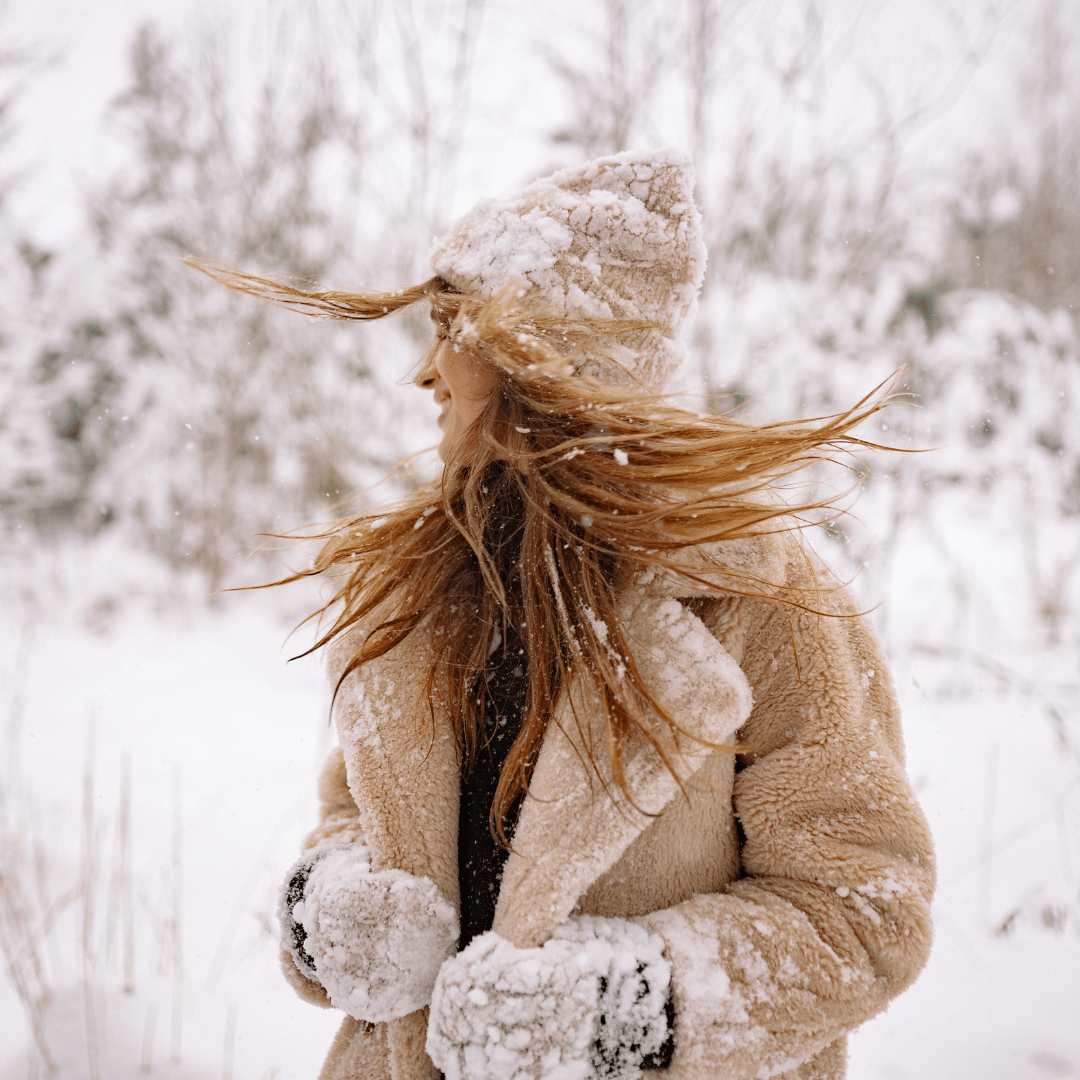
[430,148,707,392]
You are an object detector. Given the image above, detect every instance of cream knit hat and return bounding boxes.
[430,148,707,392]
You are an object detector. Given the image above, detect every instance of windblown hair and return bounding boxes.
[187,258,894,843]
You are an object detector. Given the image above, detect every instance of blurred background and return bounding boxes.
[1,0,1078,1077]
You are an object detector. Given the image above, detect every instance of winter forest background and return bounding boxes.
[1,0,1079,1076]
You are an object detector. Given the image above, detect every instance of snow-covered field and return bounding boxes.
[1,517,1077,1080]
[0,549,344,1079]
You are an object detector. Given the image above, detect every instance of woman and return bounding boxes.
[191,149,934,1080]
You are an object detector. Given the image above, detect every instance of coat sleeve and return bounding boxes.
[280,745,370,1008]
[637,584,935,1079]
[301,744,369,854]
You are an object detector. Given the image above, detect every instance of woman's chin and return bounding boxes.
[437,421,463,461]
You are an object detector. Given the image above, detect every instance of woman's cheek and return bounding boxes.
[439,346,497,410]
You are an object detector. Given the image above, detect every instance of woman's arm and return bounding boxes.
[280,746,365,1007]
[303,744,370,852]
[636,594,935,1079]
[279,746,458,1023]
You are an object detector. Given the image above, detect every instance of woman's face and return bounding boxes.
[414,318,498,460]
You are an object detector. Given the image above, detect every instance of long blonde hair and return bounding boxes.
[188,259,892,841]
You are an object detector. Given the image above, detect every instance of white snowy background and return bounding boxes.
[1,1,1078,1077]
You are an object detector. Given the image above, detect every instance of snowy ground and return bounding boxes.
[1,532,1078,1080]
[0,548,344,1079]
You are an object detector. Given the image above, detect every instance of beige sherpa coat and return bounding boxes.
[283,532,935,1080]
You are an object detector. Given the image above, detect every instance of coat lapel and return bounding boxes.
[491,685,689,949]
[493,589,753,949]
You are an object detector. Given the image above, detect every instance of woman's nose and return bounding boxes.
[414,346,439,389]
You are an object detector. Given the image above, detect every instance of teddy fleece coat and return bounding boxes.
[283,532,935,1080]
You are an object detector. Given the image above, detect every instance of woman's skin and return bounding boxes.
[414,319,498,460]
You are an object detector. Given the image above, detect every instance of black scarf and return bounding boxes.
[457,479,528,948]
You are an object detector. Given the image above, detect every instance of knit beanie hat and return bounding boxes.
[429,148,707,392]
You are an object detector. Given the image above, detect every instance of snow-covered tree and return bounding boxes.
[20,22,433,586]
